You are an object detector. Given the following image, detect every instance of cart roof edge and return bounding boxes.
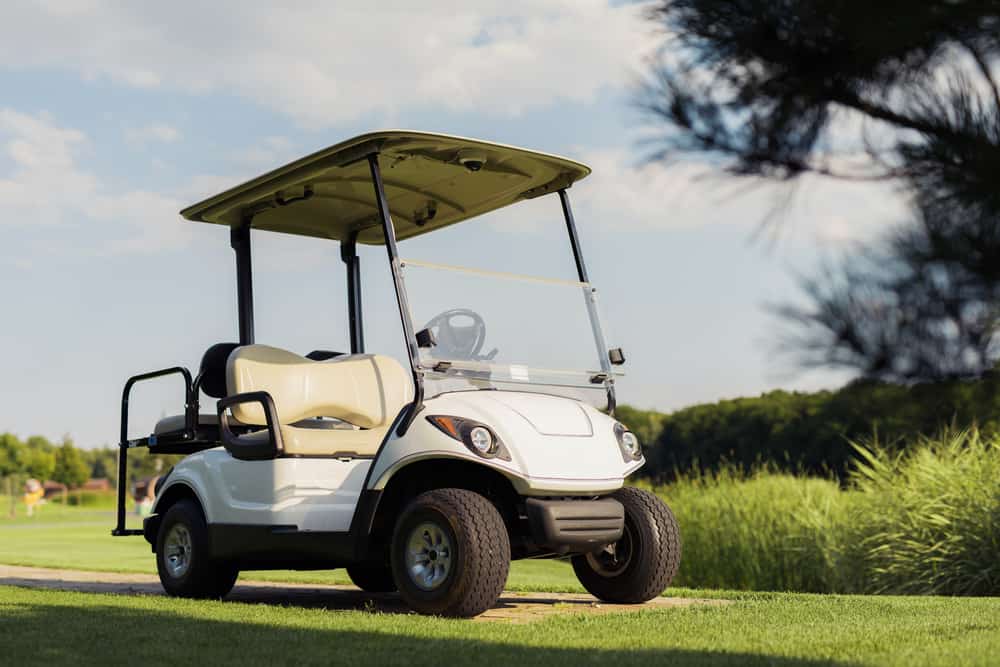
[180,130,592,245]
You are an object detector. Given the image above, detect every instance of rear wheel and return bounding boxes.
[390,488,510,617]
[156,499,239,599]
[571,487,681,603]
[346,562,396,593]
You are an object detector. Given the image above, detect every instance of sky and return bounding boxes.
[0,1,910,448]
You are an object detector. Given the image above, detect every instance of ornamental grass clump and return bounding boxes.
[657,467,851,593]
[849,430,1000,595]
[652,430,1000,595]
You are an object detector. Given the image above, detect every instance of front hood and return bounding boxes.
[428,390,641,484]
[479,392,593,436]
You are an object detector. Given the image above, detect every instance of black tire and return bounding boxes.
[571,487,681,603]
[390,488,510,617]
[346,562,397,593]
[156,499,240,599]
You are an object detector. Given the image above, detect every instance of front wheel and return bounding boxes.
[391,488,510,617]
[156,499,240,599]
[571,487,681,603]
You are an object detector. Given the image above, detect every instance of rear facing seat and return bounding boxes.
[153,342,239,436]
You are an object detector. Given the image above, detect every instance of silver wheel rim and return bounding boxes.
[586,523,634,578]
[404,520,454,591]
[164,524,193,578]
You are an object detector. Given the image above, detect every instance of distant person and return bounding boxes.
[22,479,44,517]
[134,476,159,517]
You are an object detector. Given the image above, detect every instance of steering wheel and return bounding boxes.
[422,308,491,361]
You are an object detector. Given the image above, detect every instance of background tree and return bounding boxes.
[643,0,1000,381]
[20,448,55,482]
[20,435,56,483]
[82,446,119,486]
[52,439,90,503]
[0,433,24,517]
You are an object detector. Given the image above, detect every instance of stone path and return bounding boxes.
[0,564,728,623]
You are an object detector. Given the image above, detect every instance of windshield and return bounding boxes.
[398,256,617,408]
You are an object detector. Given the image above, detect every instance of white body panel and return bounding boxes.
[155,448,370,531]
[369,391,643,496]
[155,390,642,528]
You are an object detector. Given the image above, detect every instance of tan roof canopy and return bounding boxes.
[180,130,591,245]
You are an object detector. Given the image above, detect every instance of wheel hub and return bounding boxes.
[405,521,453,591]
[586,523,634,578]
[164,524,193,578]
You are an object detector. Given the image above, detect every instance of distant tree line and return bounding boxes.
[0,433,177,503]
[618,374,1000,480]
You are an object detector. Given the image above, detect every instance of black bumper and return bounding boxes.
[525,497,624,554]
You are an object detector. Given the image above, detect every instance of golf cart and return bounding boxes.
[113,131,681,617]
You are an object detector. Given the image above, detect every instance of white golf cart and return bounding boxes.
[113,131,681,617]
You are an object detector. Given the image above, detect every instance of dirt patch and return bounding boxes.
[0,564,728,622]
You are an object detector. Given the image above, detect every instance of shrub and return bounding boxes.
[48,490,116,508]
[653,430,1000,595]
[658,468,853,593]
[849,431,1000,595]
[624,375,1000,480]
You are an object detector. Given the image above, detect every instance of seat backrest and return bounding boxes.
[226,345,413,429]
[200,342,241,398]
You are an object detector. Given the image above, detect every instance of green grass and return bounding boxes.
[0,504,586,591]
[3,585,999,666]
[661,471,851,592]
[653,430,1000,595]
[848,431,1000,594]
[3,475,999,666]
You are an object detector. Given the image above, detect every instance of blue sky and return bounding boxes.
[0,1,908,448]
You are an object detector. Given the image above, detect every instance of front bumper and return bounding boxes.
[525,497,624,554]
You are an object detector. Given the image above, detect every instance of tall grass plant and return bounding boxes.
[654,430,999,595]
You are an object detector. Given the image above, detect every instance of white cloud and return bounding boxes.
[0,1,660,128]
[0,108,189,252]
[229,136,295,171]
[125,123,181,146]
[473,144,909,245]
[572,148,910,244]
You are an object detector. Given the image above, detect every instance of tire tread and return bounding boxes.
[572,486,681,603]
[392,488,510,617]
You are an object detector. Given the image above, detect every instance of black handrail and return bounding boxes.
[217,390,284,460]
[113,366,194,536]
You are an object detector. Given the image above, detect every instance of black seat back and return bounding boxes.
[199,343,240,398]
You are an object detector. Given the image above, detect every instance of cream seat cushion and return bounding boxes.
[225,345,413,457]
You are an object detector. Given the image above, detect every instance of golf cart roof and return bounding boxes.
[181,130,591,245]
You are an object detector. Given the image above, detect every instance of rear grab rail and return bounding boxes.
[114,366,194,536]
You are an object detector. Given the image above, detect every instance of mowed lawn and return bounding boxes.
[0,503,582,590]
[2,504,1000,667]
[3,585,1000,667]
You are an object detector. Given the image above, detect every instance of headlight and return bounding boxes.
[427,416,509,460]
[468,426,495,455]
[614,422,642,462]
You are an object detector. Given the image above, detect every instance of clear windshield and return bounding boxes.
[398,258,617,407]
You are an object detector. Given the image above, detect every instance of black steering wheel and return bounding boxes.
[422,308,494,361]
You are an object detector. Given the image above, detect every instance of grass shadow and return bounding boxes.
[0,593,854,667]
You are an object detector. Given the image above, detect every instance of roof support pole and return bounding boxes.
[231,219,255,345]
[558,189,617,415]
[559,189,590,283]
[341,231,365,354]
[367,153,424,432]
